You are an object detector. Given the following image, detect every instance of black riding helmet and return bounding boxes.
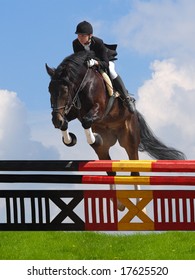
[75,21,93,34]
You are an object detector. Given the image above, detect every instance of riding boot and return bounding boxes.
[113,75,135,113]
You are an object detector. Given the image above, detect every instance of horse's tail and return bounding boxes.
[137,110,186,160]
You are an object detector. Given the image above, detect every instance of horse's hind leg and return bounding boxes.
[109,182,125,211]
[90,126,125,211]
[118,118,146,212]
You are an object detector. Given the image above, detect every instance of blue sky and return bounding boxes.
[0,0,152,110]
[1,0,195,160]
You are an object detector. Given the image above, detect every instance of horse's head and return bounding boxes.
[46,63,74,130]
[46,51,96,130]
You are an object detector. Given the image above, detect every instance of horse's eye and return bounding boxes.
[60,85,69,94]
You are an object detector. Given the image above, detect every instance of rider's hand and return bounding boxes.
[87,59,98,67]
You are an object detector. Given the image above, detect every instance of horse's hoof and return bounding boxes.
[90,133,103,147]
[117,201,126,212]
[62,133,77,147]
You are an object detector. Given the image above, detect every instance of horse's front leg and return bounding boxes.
[81,104,103,146]
[61,129,77,147]
[60,118,77,147]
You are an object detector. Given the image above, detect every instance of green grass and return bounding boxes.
[0,231,195,260]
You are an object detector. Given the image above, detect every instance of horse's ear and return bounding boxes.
[45,63,55,77]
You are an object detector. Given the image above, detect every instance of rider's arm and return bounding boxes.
[91,37,109,70]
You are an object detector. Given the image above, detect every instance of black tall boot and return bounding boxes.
[113,75,135,113]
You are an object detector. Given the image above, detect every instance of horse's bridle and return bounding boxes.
[51,67,90,116]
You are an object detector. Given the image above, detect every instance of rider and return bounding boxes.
[72,21,135,113]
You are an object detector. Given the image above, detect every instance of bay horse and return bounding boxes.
[46,51,186,211]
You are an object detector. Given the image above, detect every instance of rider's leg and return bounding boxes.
[109,61,135,113]
[113,75,135,113]
[100,70,114,96]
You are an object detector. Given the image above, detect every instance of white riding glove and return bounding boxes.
[87,59,98,67]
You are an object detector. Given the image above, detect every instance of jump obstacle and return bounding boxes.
[0,160,195,231]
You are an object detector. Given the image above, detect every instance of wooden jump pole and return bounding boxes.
[0,173,195,185]
[0,160,195,172]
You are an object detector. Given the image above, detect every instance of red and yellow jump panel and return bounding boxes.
[84,189,195,231]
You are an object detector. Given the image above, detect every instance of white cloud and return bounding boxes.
[0,90,59,159]
[114,0,195,58]
[137,59,195,159]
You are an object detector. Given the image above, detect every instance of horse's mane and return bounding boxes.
[54,51,95,83]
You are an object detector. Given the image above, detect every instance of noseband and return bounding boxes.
[51,67,90,116]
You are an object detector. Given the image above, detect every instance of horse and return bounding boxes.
[46,51,186,211]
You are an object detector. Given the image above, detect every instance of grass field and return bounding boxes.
[0,231,195,260]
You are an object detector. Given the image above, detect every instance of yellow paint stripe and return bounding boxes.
[112,160,156,172]
[114,176,151,185]
[116,190,153,198]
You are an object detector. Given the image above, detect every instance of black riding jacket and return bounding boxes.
[72,36,117,70]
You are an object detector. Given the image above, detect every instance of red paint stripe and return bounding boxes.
[99,198,104,224]
[106,197,111,223]
[154,222,195,231]
[161,199,165,223]
[175,198,180,222]
[91,197,96,224]
[82,175,115,184]
[79,160,117,172]
[150,176,195,185]
[190,198,194,222]
[168,198,173,223]
[182,199,187,223]
[154,190,195,199]
[152,160,195,172]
